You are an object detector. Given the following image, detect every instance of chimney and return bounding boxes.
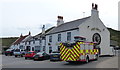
[20,33,23,37]
[28,31,31,35]
[91,3,99,18]
[57,16,64,26]
[42,25,45,34]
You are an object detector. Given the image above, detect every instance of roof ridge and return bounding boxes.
[57,16,91,27]
[46,16,91,35]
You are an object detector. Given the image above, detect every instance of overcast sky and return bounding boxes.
[0,0,119,37]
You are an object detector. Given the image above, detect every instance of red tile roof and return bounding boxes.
[12,35,29,45]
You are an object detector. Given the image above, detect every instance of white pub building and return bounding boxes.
[45,3,113,55]
[10,3,113,56]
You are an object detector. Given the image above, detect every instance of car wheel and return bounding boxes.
[25,57,27,59]
[21,55,23,57]
[15,55,17,57]
[68,61,75,64]
[5,54,7,56]
[34,59,37,61]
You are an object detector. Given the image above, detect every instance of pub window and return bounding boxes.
[67,32,71,41]
[33,40,35,44]
[29,41,31,45]
[58,34,61,42]
[49,35,52,42]
[58,46,60,51]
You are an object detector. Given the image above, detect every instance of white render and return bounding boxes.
[45,7,113,55]
[78,10,112,55]
[10,4,113,56]
[46,29,79,53]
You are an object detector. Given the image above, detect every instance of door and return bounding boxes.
[26,46,31,51]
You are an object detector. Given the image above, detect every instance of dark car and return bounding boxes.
[5,49,14,56]
[33,52,50,61]
[24,51,36,59]
[50,51,61,61]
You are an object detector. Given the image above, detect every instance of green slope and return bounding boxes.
[1,37,18,47]
[107,28,120,46]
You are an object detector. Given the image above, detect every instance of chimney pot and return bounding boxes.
[42,25,45,34]
[58,16,63,19]
[57,16,64,26]
[91,3,99,18]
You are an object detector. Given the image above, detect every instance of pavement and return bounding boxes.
[1,50,119,68]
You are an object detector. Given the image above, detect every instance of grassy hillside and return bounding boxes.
[1,37,18,47]
[107,28,120,46]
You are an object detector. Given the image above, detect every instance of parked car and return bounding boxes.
[24,51,36,59]
[50,51,61,61]
[33,52,50,61]
[14,49,26,57]
[5,49,14,56]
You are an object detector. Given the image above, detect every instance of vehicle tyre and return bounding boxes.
[34,59,37,61]
[95,54,98,61]
[5,54,7,56]
[15,55,17,57]
[50,59,54,61]
[25,57,27,59]
[86,56,89,63]
[21,55,23,57]
[68,61,74,64]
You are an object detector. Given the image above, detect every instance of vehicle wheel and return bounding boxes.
[95,54,98,60]
[86,56,89,63]
[25,57,27,59]
[15,55,17,57]
[50,59,54,61]
[5,54,7,56]
[34,59,37,61]
[68,61,74,64]
[21,55,23,57]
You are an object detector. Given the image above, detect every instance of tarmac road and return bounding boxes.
[1,51,119,68]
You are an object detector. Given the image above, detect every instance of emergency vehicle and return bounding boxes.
[59,36,99,63]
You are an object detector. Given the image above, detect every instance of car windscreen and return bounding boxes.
[15,49,20,52]
[6,49,12,51]
[37,52,44,55]
[27,52,33,54]
[62,43,76,49]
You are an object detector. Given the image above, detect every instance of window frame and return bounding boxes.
[58,34,61,42]
[49,35,52,42]
[67,32,71,41]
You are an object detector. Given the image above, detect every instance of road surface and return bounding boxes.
[1,51,119,68]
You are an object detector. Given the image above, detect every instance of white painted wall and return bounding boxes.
[46,29,80,54]
[78,14,112,55]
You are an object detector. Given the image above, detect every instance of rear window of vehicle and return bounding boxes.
[15,49,20,52]
[27,52,33,54]
[37,52,44,54]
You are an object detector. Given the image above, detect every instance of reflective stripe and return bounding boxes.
[86,50,89,53]
[90,49,93,52]
[60,43,62,46]
[80,50,84,53]
[60,42,99,61]
[89,43,94,45]
[79,42,84,44]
